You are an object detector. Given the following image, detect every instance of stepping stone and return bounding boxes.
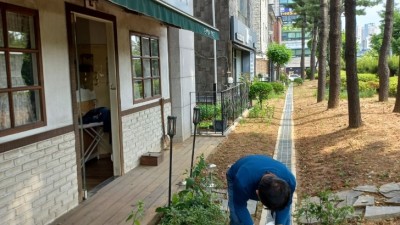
[379,183,400,198]
[385,197,400,205]
[353,185,378,193]
[353,195,374,207]
[381,191,400,198]
[365,206,400,220]
[334,190,363,207]
[379,182,400,193]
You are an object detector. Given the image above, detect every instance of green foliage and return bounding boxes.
[293,78,304,85]
[248,104,267,118]
[389,76,399,97]
[126,200,145,225]
[357,54,378,74]
[280,73,290,85]
[156,155,227,225]
[294,191,354,225]
[249,82,273,108]
[267,43,292,67]
[248,103,275,125]
[270,82,285,94]
[197,104,222,121]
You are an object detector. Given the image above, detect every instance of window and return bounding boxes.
[0,3,45,136]
[130,33,161,102]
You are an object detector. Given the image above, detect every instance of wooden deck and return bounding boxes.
[51,136,226,225]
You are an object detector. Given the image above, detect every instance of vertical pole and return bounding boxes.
[168,138,173,207]
[190,124,197,177]
[212,0,217,104]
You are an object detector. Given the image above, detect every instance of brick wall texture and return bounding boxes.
[0,132,79,225]
[122,103,171,172]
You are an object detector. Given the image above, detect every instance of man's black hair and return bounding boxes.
[257,175,291,211]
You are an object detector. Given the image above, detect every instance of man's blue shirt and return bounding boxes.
[227,155,296,225]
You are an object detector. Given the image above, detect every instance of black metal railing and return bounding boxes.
[190,83,249,135]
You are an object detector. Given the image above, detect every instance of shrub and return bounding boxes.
[294,191,354,225]
[249,82,273,107]
[358,73,378,82]
[293,77,304,86]
[270,82,285,94]
[197,104,222,121]
[389,56,399,76]
[156,155,227,225]
[357,55,378,74]
[389,76,398,97]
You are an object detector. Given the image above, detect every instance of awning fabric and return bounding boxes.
[108,0,219,40]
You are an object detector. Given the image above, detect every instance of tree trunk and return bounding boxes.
[301,15,306,79]
[378,0,394,102]
[345,0,362,128]
[317,0,328,102]
[310,21,318,81]
[328,0,342,109]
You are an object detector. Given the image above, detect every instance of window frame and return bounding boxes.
[0,2,46,137]
[129,31,161,103]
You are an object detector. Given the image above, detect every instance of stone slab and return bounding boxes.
[385,197,400,205]
[365,206,400,220]
[379,182,400,193]
[353,195,374,207]
[381,190,400,198]
[334,190,363,208]
[353,185,378,193]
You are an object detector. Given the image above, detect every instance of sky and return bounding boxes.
[356,4,385,29]
[341,3,385,32]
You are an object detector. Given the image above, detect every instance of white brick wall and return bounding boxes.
[122,103,171,172]
[0,132,79,225]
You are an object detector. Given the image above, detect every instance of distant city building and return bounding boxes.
[361,23,378,51]
[279,0,311,76]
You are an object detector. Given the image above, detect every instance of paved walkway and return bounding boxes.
[52,84,297,225]
[51,136,226,225]
[260,83,297,225]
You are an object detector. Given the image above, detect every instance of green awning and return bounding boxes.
[109,0,219,40]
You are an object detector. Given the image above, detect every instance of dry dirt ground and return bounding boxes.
[206,79,400,225]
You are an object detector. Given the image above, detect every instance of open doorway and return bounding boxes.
[69,10,121,199]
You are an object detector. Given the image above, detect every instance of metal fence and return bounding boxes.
[190,83,250,135]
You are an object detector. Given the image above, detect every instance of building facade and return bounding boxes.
[0,0,218,224]
[280,0,311,75]
[194,0,257,92]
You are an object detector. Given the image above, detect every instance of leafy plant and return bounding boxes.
[249,82,273,108]
[270,82,285,94]
[293,77,304,86]
[126,200,145,225]
[294,191,354,225]
[156,155,228,225]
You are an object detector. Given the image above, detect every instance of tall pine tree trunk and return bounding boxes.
[328,0,341,109]
[310,21,318,81]
[317,0,328,102]
[345,0,362,128]
[378,0,394,102]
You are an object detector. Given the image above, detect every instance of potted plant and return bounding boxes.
[212,103,227,132]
